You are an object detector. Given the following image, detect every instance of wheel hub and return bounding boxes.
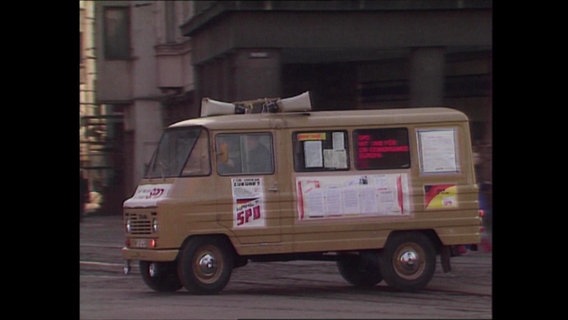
[198,253,217,276]
[396,248,423,277]
[400,251,417,266]
[149,262,159,277]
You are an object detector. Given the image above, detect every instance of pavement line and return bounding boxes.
[81,243,123,248]
[80,261,123,267]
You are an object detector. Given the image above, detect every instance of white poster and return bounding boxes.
[323,149,348,169]
[296,174,410,220]
[332,132,345,150]
[231,177,265,228]
[304,140,323,168]
[417,129,459,173]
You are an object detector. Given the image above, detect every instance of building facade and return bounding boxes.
[83,0,492,215]
[81,1,195,215]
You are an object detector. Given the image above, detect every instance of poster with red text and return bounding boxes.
[232,177,265,228]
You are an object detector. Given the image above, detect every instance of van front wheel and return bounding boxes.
[139,261,183,292]
[378,232,436,292]
[337,252,383,287]
[177,237,234,294]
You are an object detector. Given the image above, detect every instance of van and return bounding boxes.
[122,91,482,294]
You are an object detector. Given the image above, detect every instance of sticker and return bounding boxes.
[424,184,458,209]
[123,184,171,208]
[297,132,326,141]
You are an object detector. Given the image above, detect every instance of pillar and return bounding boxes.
[409,47,445,106]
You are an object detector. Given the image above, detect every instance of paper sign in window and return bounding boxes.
[304,140,323,168]
[332,132,345,150]
[418,129,459,173]
[324,149,347,169]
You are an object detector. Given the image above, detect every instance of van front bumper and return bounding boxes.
[121,247,179,262]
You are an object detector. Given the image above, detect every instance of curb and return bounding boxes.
[80,261,139,274]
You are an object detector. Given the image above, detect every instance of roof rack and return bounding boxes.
[200,91,312,117]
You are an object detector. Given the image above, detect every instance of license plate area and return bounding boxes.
[131,238,150,248]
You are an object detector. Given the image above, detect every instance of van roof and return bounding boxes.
[169,107,468,131]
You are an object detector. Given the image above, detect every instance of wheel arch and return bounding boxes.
[383,229,443,254]
[177,233,247,267]
[178,233,235,256]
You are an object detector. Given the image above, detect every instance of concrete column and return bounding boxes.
[133,100,163,187]
[409,47,445,106]
[233,49,281,100]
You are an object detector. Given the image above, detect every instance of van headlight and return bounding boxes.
[125,218,132,233]
[152,217,159,233]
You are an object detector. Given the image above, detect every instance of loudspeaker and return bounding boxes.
[278,91,312,112]
[200,98,235,117]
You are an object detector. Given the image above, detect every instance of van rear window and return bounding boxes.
[353,128,410,170]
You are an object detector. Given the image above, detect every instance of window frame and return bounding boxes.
[215,132,275,176]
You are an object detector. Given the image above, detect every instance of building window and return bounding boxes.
[353,128,410,170]
[103,7,130,60]
[293,130,350,172]
[165,1,176,43]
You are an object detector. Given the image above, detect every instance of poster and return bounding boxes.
[231,177,265,228]
[417,129,459,173]
[296,174,410,220]
[304,140,323,168]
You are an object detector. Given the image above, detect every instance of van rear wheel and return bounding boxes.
[378,232,436,292]
[177,237,234,295]
[337,252,383,287]
[139,261,183,292]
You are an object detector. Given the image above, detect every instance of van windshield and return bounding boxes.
[145,126,210,178]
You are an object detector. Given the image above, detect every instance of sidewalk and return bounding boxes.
[80,214,133,274]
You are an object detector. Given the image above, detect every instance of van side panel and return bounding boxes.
[264,119,479,254]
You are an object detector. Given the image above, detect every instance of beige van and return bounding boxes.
[122,92,482,294]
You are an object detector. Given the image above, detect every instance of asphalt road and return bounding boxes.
[80,214,493,319]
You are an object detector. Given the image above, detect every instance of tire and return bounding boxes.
[337,251,383,288]
[139,261,183,292]
[378,232,436,292]
[177,237,234,295]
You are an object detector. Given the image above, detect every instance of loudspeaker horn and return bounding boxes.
[278,91,312,112]
[201,98,236,117]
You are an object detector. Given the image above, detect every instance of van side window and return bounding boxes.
[216,133,274,175]
[292,130,350,172]
[353,128,410,170]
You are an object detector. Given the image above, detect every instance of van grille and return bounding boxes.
[125,212,153,235]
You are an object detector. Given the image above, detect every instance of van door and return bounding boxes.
[214,128,283,245]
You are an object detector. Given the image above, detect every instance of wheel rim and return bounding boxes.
[193,246,223,284]
[392,243,425,280]
[148,262,158,277]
